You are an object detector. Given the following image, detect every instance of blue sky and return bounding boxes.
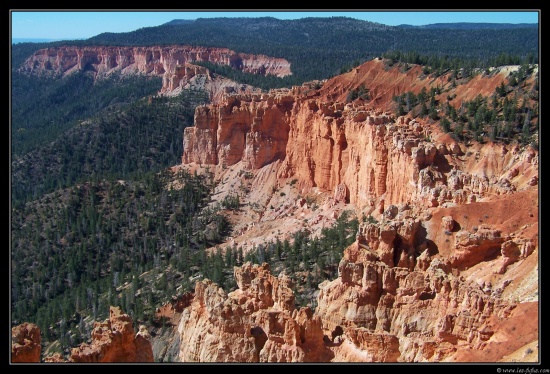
[10,10,540,40]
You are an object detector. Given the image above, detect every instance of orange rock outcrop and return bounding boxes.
[11,322,41,363]
[177,262,331,362]
[315,239,519,361]
[12,307,154,363]
[182,93,292,169]
[68,306,153,362]
[182,85,537,213]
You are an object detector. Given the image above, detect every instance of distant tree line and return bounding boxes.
[382,50,537,75]
[12,17,538,84]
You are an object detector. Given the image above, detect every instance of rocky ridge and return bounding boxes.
[161,62,263,103]
[19,45,291,94]
[11,323,42,363]
[181,67,537,213]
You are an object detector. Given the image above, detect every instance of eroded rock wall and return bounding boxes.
[19,45,292,93]
[182,90,537,212]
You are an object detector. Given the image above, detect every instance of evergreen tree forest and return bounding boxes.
[11,70,164,158]
[11,63,213,353]
[11,168,231,350]
[84,17,538,83]
[12,83,209,207]
[238,210,360,308]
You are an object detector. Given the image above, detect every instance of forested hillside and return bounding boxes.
[11,71,163,158]
[11,168,229,346]
[12,84,208,205]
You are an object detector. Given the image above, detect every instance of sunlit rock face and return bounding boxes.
[177,262,330,362]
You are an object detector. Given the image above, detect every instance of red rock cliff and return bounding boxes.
[19,45,291,93]
[315,242,519,361]
[176,60,538,362]
[183,92,292,169]
[12,306,154,363]
[182,79,537,212]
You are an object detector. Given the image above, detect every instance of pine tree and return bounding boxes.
[420,102,428,117]
[440,117,451,133]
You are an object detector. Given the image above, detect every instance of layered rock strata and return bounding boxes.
[19,45,291,93]
[12,306,153,363]
[182,90,537,212]
[68,306,154,362]
[315,236,530,362]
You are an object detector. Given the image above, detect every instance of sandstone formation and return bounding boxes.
[181,83,537,214]
[19,45,291,94]
[441,216,455,232]
[11,322,41,363]
[183,92,292,169]
[177,262,330,362]
[12,306,154,363]
[319,58,513,111]
[316,239,515,362]
[174,59,538,362]
[68,306,153,362]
